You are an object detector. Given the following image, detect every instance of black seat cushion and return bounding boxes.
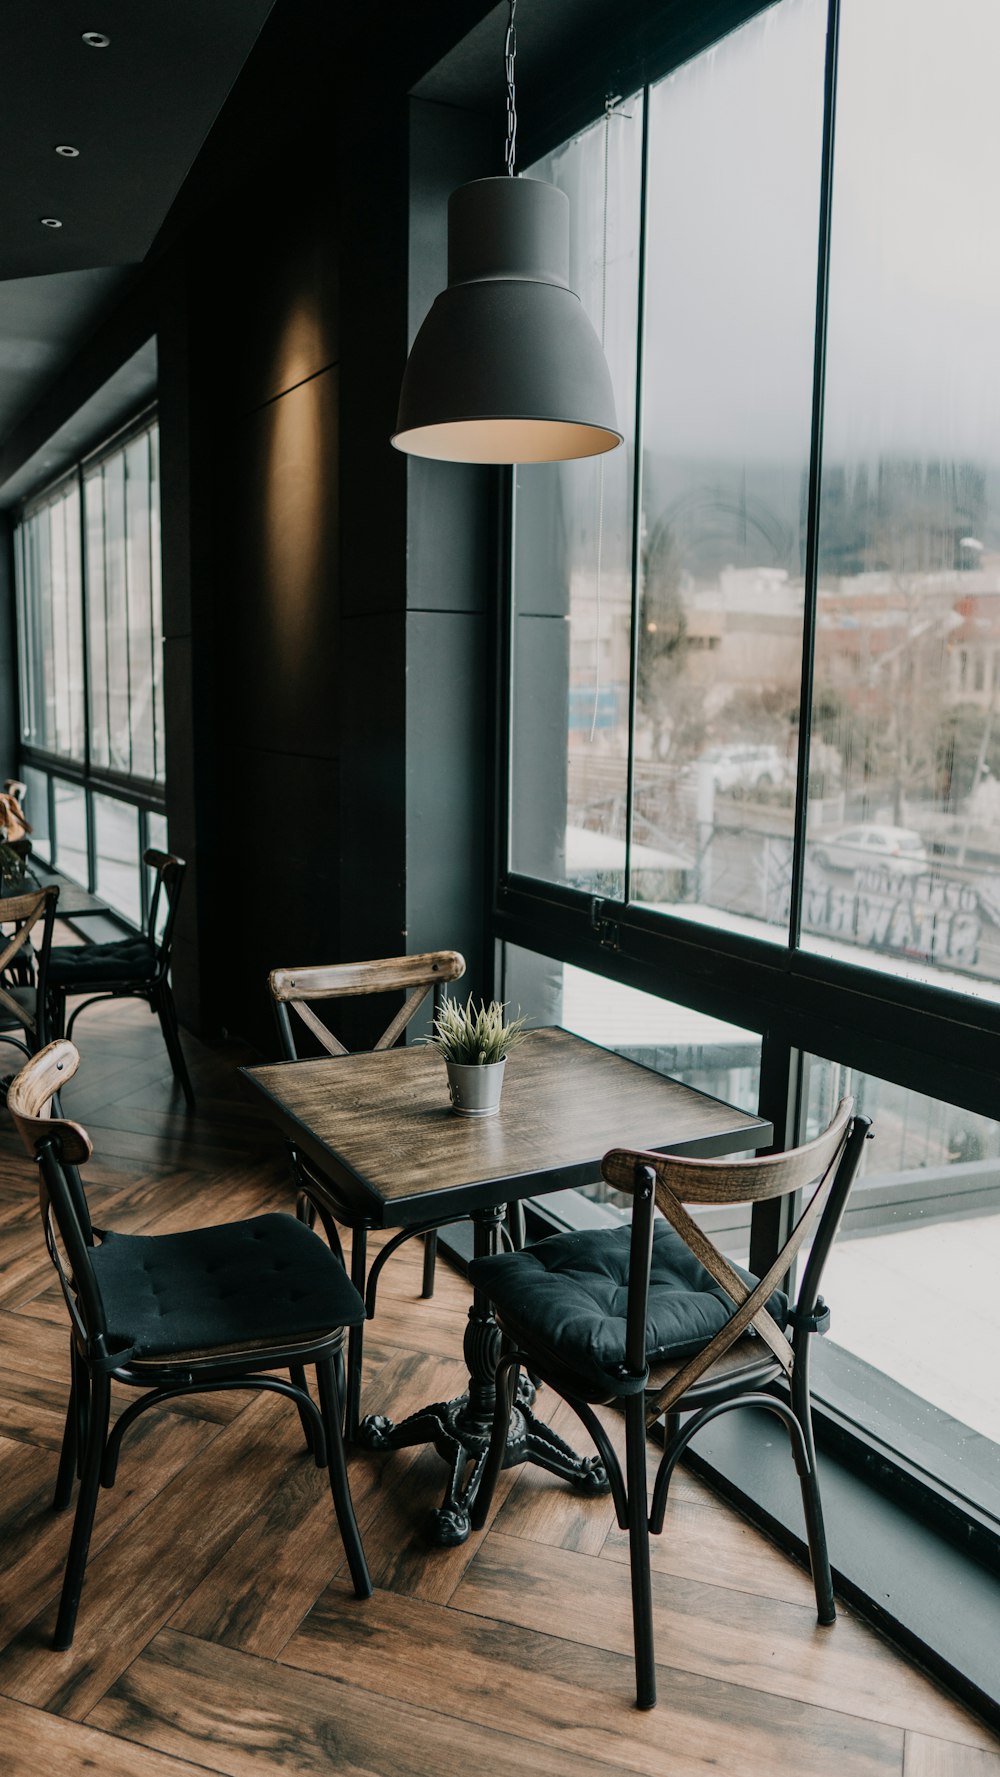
[90,1212,365,1361]
[49,937,159,988]
[469,1221,788,1399]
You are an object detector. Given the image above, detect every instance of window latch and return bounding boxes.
[590,897,621,951]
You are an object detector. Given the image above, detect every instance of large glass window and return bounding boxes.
[13,411,165,925]
[499,0,1000,1538]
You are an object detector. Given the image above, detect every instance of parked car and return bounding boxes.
[698,743,789,794]
[810,824,928,877]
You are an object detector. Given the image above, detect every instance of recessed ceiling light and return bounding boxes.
[81,31,110,48]
[55,145,80,158]
[41,217,63,229]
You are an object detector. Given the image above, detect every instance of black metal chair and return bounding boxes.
[268,950,470,1439]
[469,1098,870,1710]
[0,885,58,1063]
[6,1039,372,1650]
[48,847,194,1108]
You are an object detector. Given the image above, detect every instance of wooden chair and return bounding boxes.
[469,1098,871,1709]
[6,1039,372,1650]
[269,950,466,1437]
[0,886,58,1062]
[48,848,194,1108]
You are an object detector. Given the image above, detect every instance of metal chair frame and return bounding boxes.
[51,848,194,1108]
[269,950,470,1439]
[7,1040,371,1650]
[471,1099,871,1709]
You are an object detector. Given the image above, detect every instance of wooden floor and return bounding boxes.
[0,997,997,1777]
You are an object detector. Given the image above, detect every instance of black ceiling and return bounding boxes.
[0,0,274,455]
[0,0,275,280]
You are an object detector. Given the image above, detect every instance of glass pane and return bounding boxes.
[14,482,85,762]
[20,767,50,864]
[84,462,111,771]
[94,793,140,925]
[805,1055,1000,1450]
[149,424,165,782]
[633,0,826,939]
[509,95,643,895]
[52,780,88,886]
[803,0,1000,1003]
[125,433,156,779]
[101,452,131,774]
[502,942,762,1255]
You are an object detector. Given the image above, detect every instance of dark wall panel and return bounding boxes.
[221,365,339,760]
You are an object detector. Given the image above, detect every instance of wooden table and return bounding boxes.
[242,1027,772,1542]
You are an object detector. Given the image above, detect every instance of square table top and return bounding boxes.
[241,1026,772,1227]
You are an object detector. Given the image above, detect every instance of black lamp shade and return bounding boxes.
[393,177,623,465]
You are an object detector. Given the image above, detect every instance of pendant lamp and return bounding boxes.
[392,0,622,466]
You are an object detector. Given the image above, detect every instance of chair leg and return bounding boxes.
[54,1368,111,1650]
[421,1229,437,1299]
[794,1398,836,1625]
[54,1345,86,1511]
[289,1364,316,1454]
[624,1392,657,1710]
[345,1226,368,1441]
[316,1356,372,1599]
[153,984,195,1110]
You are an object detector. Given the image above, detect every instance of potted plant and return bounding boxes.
[425,995,528,1117]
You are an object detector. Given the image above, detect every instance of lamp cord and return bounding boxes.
[505,0,517,176]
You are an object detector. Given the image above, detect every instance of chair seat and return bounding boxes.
[49,937,159,988]
[90,1212,366,1362]
[470,1220,788,1400]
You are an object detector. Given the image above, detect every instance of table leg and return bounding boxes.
[356,1201,609,1545]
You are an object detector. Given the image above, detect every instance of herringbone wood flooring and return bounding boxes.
[0,995,996,1776]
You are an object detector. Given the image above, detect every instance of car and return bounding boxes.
[698,743,789,794]
[810,824,928,877]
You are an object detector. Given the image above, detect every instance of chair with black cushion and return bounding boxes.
[0,885,58,1063]
[269,950,470,1438]
[469,1098,870,1710]
[6,1039,372,1650]
[48,847,194,1109]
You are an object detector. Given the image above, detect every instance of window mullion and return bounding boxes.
[788,0,842,950]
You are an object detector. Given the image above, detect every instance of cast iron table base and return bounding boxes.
[356,1202,609,1544]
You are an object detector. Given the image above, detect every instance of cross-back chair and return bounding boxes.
[48,848,194,1108]
[6,1039,372,1650]
[469,1098,870,1710]
[0,885,57,1063]
[269,950,467,1437]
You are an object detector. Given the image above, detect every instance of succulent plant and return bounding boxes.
[424,995,528,1066]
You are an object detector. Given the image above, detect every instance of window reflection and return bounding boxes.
[803,0,1000,998]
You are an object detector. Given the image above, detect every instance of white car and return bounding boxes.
[698,743,789,793]
[810,824,928,877]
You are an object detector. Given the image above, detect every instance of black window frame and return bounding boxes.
[491,0,1000,1570]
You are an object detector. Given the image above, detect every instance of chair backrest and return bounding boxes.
[0,886,58,1044]
[143,849,185,967]
[269,950,466,1060]
[601,1098,870,1419]
[7,1041,108,1357]
[0,784,30,841]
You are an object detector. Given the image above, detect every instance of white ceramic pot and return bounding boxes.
[445,1057,506,1116]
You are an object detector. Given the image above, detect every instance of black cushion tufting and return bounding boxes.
[48,937,159,988]
[90,1212,365,1360]
[469,1221,788,1399]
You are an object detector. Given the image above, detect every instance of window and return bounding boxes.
[13,410,165,922]
[497,0,1000,1546]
